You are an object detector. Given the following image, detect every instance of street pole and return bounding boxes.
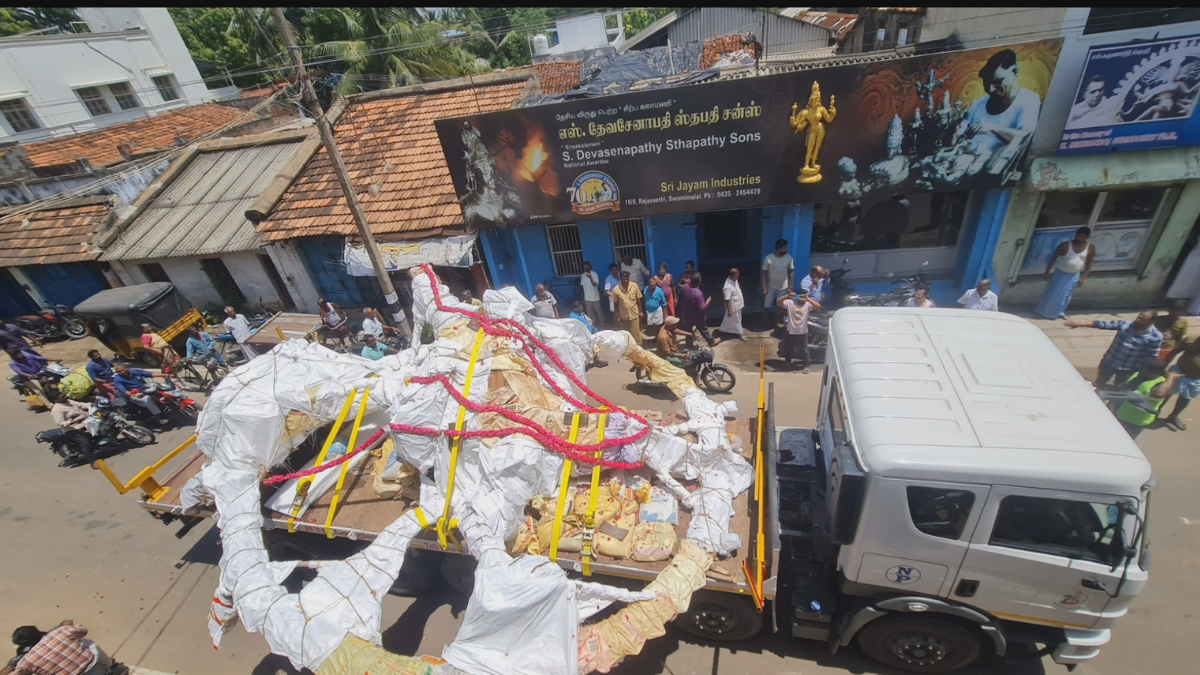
[270,7,402,322]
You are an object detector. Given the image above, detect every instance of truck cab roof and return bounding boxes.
[829,307,1152,497]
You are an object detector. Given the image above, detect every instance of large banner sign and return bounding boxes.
[437,40,1062,229]
[1059,34,1200,155]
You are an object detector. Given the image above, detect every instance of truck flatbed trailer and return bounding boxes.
[126,415,779,605]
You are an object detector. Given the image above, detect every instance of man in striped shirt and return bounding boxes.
[1065,310,1163,388]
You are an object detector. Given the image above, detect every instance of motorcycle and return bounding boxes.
[34,396,155,467]
[826,259,872,310]
[633,348,736,394]
[138,381,202,423]
[871,261,931,307]
[9,362,69,408]
[15,304,88,341]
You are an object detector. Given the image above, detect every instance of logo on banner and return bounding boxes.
[569,171,620,215]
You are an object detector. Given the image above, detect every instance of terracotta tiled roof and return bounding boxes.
[535,61,581,95]
[0,197,111,266]
[258,80,527,242]
[21,103,250,169]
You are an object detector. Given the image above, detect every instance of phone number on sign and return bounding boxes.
[716,188,761,198]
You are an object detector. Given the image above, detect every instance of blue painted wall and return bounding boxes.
[643,214,697,279]
[578,220,614,272]
[479,228,524,290]
[954,188,1011,294]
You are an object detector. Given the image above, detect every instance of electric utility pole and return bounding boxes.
[270,7,402,319]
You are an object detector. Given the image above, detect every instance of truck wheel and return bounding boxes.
[441,554,477,597]
[674,590,763,641]
[389,549,438,597]
[857,616,981,673]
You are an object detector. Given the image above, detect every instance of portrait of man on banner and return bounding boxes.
[964,48,1042,174]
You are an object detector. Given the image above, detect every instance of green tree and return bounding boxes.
[0,7,82,37]
[623,8,672,40]
[168,8,283,86]
[0,8,33,37]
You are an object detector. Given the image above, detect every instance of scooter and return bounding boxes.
[633,348,736,393]
[14,305,88,341]
[34,397,155,467]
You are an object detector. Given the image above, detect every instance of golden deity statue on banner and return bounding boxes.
[790,81,837,184]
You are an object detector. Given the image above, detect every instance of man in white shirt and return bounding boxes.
[223,306,257,361]
[777,290,820,373]
[761,238,795,327]
[965,48,1041,168]
[620,254,651,290]
[579,261,604,327]
[1066,75,1117,130]
[603,263,621,322]
[719,268,746,339]
[800,266,828,303]
[531,284,558,319]
[958,278,999,311]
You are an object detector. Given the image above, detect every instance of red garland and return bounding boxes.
[263,428,386,486]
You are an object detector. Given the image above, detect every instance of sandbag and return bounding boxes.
[629,523,678,562]
[316,634,432,675]
[594,509,637,558]
[536,518,583,553]
[572,485,620,528]
[59,372,94,400]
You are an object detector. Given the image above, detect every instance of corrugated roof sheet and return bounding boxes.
[21,103,250,169]
[0,197,110,266]
[102,139,307,260]
[258,80,527,242]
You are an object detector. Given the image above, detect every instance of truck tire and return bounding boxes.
[389,549,438,597]
[856,615,981,673]
[441,554,477,597]
[674,590,763,641]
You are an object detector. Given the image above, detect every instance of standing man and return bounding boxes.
[1065,310,1163,388]
[579,261,604,327]
[530,284,559,319]
[222,307,257,362]
[603,263,621,326]
[620,253,651,290]
[1037,228,1095,320]
[958,279,999,311]
[1163,335,1200,431]
[720,268,746,340]
[800,266,828,304]
[778,290,820,373]
[611,271,644,343]
[676,274,720,350]
[762,239,795,327]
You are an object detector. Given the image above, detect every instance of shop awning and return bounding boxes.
[342,234,477,276]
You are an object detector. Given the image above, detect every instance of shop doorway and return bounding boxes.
[697,210,761,310]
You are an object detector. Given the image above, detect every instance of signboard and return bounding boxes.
[436,40,1062,229]
[1058,34,1200,155]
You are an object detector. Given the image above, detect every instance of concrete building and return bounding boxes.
[0,7,215,145]
[621,8,837,59]
[989,10,1200,310]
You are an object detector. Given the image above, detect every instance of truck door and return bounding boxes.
[950,485,1145,629]
[849,479,989,598]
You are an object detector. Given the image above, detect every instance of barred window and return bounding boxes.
[109,82,140,110]
[152,75,181,102]
[77,86,112,116]
[0,99,39,132]
[610,218,647,264]
[547,223,583,277]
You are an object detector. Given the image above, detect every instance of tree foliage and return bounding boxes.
[168,8,284,87]
[0,7,81,37]
[623,8,673,40]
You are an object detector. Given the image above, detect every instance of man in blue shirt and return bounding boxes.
[85,349,114,382]
[1065,310,1163,388]
[112,363,166,421]
[185,325,225,365]
[570,301,598,334]
[359,335,394,361]
[799,266,828,303]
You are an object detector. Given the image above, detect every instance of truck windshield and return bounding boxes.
[990,495,1127,565]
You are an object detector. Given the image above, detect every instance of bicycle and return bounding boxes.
[169,356,229,392]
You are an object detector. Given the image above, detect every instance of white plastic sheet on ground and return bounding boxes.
[183,268,755,674]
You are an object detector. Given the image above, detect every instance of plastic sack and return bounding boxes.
[638,487,679,525]
[59,372,94,400]
[594,509,637,559]
[629,523,678,562]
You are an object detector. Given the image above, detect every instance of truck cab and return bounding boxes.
[791,307,1152,671]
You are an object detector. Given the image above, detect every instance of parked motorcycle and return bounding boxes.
[826,259,871,310]
[138,381,202,423]
[15,305,88,341]
[871,261,931,307]
[9,362,69,408]
[633,348,736,393]
[34,396,155,467]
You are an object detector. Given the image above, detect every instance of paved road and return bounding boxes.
[0,329,1195,675]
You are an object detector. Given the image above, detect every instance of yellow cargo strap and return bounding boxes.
[580,409,607,576]
[325,385,373,538]
[436,328,485,549]
[289,388,358,533]
[548,412,582,563]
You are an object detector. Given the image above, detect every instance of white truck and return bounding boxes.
[119,307,1150,673]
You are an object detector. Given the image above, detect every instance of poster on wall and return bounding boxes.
[436,39,1063,229]
[1020,226,1147,275]
[1058,34,1200,155]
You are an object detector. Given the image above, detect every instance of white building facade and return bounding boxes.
[0,7,213,144]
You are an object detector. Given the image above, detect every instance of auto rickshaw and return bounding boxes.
[73,283,204,363]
